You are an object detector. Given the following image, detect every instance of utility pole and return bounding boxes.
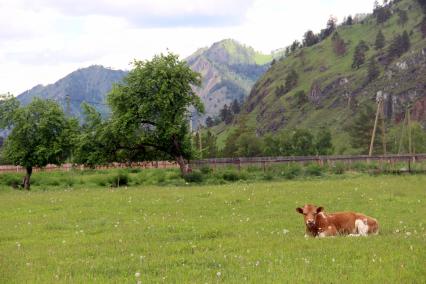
[369,92,387,156]
[407,108,412,154]
[380,99,387,155]
[198,126,202,159]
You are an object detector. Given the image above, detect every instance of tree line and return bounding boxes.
[193,128,334,159]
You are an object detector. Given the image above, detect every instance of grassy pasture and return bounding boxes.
[0,173,425,283]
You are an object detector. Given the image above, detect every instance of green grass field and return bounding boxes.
[1,174,425,283]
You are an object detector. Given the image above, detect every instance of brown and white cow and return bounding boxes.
[296,204,379,237]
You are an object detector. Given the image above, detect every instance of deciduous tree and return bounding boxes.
[107,53,204,176]
[2,99,76,189]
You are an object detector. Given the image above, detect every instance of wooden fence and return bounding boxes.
[0,161,178,174]
[1,154,426,174]
[190,154,426,172]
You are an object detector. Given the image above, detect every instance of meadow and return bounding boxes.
[0,169,425,283]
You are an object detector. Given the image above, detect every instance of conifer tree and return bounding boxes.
[374,30,385,50]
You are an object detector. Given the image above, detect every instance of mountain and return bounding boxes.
[16,39,276,124]
[185,39,275,124]
[217,0,426,153]
[17,65,127,119]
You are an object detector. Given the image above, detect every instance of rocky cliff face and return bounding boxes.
[230,0,426,151]
[186,39,272,124]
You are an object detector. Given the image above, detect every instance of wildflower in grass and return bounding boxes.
[216,271,221,277]
[406,232,412,236]
[283,229,289,235]
[255,260,260,267]
[135,272,141,278]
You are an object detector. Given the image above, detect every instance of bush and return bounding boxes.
[305,163,323,176]
[263,172,274,181]
[0,174,21,189]
[331,162,345,175]
[108,171,130,187]
[200,166,213,175]
[282,164,302,179]
[352,162,368,172]
[183,171,204,183]
[223,171,240,181]
[127,168,141,174]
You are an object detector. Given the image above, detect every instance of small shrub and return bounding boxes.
[0,174,22,189]
[200,166,213,175]
[128,168,141,174]
[263,173,274,181]
[183,171,204,183]
[223,171,240,181]
[352,162,368,172]
[108,172,130,187]
[282,164,302,179]
[305,163,323,176]
[331,162,345,175]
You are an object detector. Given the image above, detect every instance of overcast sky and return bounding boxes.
[0,0,374,95]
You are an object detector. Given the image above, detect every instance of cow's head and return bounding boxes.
[296,204,324,229]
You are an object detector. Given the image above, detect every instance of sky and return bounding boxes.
[0,0,374,95]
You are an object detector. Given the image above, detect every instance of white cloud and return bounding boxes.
[0,0,374,95]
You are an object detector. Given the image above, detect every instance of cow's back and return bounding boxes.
[327,212,379,235]
[327,212,358,234]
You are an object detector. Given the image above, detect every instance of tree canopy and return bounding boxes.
[2,98,76,189]
[106,53,204,175]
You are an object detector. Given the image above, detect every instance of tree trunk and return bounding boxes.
[175,155,190,176]
[22,166,32,190]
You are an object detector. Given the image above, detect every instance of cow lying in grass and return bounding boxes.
[296,204,379,237]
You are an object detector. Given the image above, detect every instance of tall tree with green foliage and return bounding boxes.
[0,94,20,129]
[236,133,264,157]
[346,103,382,154]
[352,41,369,69]
[72,104,118,167]
[331,32,347,56]
[107,53,204,176]
[292,129,316,156]
[373,4,391,24]
[230,99,241,115]
[303,30,319,47]
[284,69,299,93]
[366,57,380,83]
[388,31,410,59]
[2,98,76,189]
[202,130,218,158]
[374,30,386,50]
[219,104,233,124]
[315,128,334,155]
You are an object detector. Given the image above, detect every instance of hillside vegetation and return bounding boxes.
[216,0,426,154]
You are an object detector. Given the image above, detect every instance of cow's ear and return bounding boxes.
[296,207,304,214]
[316,207,324,213]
